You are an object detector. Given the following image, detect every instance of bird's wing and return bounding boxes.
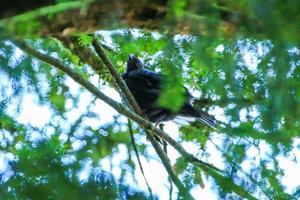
[127,69,163,90]
[126,69,194,102]
[138,69,163,88]
[122,69,163,107]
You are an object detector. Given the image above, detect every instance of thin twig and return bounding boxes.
[128,119,154,200]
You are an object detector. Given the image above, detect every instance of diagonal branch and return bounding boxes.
[91,35,141,114]
[13,39,257,200]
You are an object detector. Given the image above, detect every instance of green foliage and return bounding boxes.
[0,135,149,200]
[2,28,300,199]
[193,168,204,189]
[157,76,186,112]
[232,144,246,163]
[180,124,209,148]
[173,157,188,175]
[169,0,187,18]
[77,34,94,47]
[1,1,300,199]
[49,92,66,112]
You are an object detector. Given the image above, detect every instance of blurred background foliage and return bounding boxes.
[0,0,300,199]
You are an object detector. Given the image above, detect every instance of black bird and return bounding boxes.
[122,55,217,128]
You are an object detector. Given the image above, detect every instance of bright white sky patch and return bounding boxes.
[191,178,219,200]
[65,76,80,95]
[239,108,247,122]
[277,138,300,193]
[215,44,225,53]
[243,52,258,73]
[210,106,226,123]
[0,153,8,173]
[17,93,51,128]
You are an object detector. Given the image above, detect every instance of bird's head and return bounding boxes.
[126,54,143,72]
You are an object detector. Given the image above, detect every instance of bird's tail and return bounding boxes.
[196,110,217,129]
[181,105,217,129]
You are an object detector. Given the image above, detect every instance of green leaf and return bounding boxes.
[180,125,209,148]
[157,85,186,112]
[233,144,246,163]
[49,92,66,112]
[173,157,188,175]
[77,34,93,46]
[194,168,205,189]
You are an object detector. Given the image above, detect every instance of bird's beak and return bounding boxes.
[128,54,135,61]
